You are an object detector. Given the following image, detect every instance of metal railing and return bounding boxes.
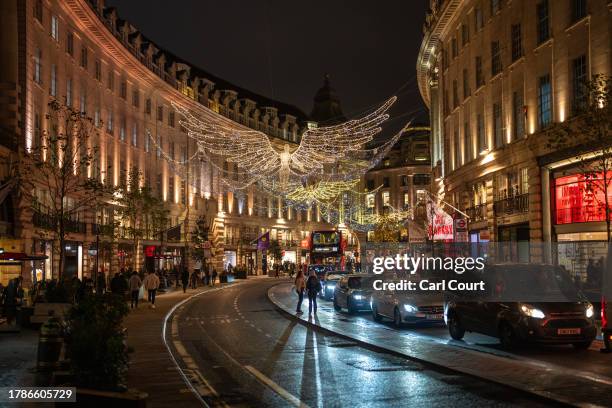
[465,203,488,222]
[494,193,528,216]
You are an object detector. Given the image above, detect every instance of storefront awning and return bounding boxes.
[0,252,48,262]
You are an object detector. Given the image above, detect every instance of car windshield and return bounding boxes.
[348,276,376,290]
[494,265,582,301]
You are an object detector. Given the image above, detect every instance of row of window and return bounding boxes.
[34,0,298,144]
[364,174,431,191]
[446,0,587,70]
[446,52,587,173]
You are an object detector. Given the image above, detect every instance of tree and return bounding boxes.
[18,100,109,279]
[115,167,168,271]
[548,74,612,241]
[191,216,209,264]
[268,239,283,265]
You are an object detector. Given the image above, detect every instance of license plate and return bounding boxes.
[426,314,443,320]
[557,328,581,335]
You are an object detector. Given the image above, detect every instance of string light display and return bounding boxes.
[171,97,402,195]
[285,179,359,202]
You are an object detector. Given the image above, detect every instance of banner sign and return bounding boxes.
[427,201,454,241]
[257,232,270,250]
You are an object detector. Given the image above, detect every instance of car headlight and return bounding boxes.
[352,294,363,300]
[586,304,594,319]
[326,283,336,290]
[520,304,545,319]
[403,304,418,313]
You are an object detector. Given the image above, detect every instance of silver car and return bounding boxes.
[371,285,444,327]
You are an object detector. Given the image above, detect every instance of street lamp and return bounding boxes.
[88,235,99,292]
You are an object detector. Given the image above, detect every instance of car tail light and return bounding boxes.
[602,296,608,329]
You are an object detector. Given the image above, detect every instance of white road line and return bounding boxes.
[244,365,310,408]
[162,283,244,408]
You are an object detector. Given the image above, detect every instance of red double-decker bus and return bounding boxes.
[307,230,346,274]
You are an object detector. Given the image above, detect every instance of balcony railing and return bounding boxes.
[92,223,115,236]
[33,210,55,230]
[465,203,487,222]
[494,193,529,216]
[65,219,87,234]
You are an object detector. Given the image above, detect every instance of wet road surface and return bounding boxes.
[168,279,560,407]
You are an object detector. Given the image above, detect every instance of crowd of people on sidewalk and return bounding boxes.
[0,263,228,327]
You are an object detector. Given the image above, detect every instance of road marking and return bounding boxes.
[244,365,310,408]
[163,283,245,408]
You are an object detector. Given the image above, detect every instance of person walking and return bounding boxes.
[294,269,306,315]
[181,267,189,293]
[143,272,161,309]
[305,270,321,316]
[96,272,106,294]
[204,268,210,286]
[129,271,142,309]
[190,271,197,289]
[211,268,218,286]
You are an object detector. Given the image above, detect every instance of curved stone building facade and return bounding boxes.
[0,0,334,284]
[418,0,611,259]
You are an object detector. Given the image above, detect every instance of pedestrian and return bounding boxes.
[294,269,306,315]
[204,268,210,286]
[190,271,197,289]
[129,270,142,309]
[211,268,218,286]
[143,271,161,309]
[305,270,321,315]
[181,267,189,293]
[3,278,22,326]
[96,272,106,294]
[110,273,123,295]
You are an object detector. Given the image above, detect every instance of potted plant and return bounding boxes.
[31,280,72,325]
[61,293,147,406]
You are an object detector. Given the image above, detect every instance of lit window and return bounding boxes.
[366,193,375,208]
[538,74,552,127]
[382,191,390,207]
[51,15,59,40]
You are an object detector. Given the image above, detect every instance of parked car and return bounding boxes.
[319,272,347,300]
[445,264,597,349]
[333,274,378,314]
[370,286,445,327]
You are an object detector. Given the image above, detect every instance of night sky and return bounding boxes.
[105,0,429,132]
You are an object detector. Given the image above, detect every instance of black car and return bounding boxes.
[319,272,347,300]
[333,274,377,314]
[445,264,597,349]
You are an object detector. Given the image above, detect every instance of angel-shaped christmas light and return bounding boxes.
[171,96,407,198]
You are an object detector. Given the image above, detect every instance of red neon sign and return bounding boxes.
[555,172,612,224]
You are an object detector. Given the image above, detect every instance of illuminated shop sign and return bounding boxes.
[555,172,612,224]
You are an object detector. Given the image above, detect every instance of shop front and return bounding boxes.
[63,241,83,279]
[552,169,611,281]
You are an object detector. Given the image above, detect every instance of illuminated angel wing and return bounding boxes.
[290,96,397,176]
[171,102,281,179]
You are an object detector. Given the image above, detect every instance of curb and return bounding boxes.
[266,283,578,408]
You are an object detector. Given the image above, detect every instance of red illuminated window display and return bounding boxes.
[555,172,612,224]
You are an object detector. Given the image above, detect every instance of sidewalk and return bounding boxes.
[124,281,235,408]
[0,326,39,388]
[268,282,612,408]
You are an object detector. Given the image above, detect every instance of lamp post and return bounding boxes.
[88,235,99,292]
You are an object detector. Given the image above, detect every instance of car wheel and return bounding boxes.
[499,322,517,349]
[573,341,592,350]
[372,303,382,322]
[347,298,356,315]
[393,307,402,328]
[333,298,341,311]
[448,313,465,340]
